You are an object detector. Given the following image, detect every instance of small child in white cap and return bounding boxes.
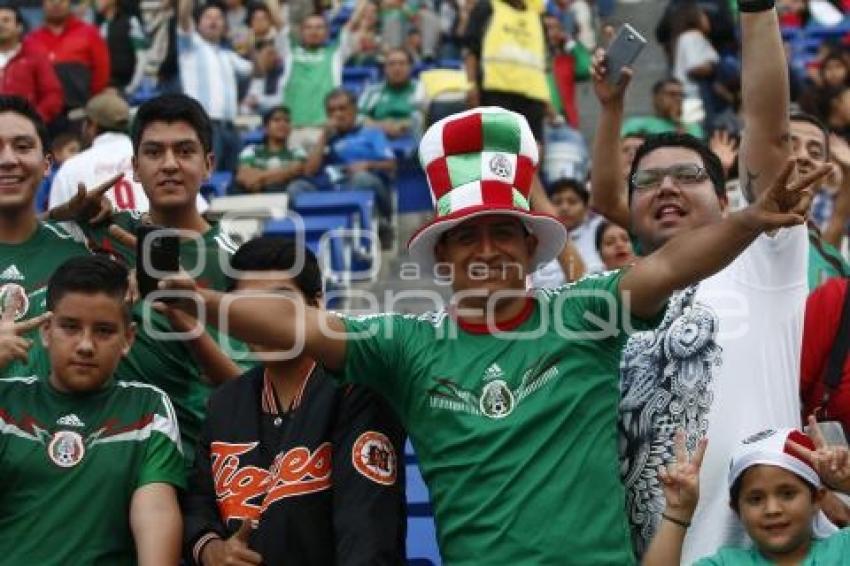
[642,418,850,565]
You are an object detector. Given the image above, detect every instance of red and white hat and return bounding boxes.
[407,107,567,270]
[729,428,821,490]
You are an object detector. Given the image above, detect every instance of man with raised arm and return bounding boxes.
[166,100,824,564]
[588,2,822,561]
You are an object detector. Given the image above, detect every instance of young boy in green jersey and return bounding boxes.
[643,420,850,565]
[0,255,184,565]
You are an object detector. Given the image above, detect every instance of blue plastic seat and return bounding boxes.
[292,191,377,275]
[241,128,265,148]
[263,214,351,278]
[201,172,233,200]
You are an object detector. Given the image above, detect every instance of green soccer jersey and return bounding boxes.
[87,212,250,460]
[0,376,184,565]
[282,39,345,127]
[807,232,850,291]
[0,222,89,380]
[336,271,659,565]
[238,143,306,171]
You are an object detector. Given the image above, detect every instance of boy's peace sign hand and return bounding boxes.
[658,431,708,522]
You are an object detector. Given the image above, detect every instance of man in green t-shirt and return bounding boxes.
[621,78,704,139]
[81,94,251,461]
[0,255,184,565]
[0,95,109,380]
[235,106,306,193]
[359,48,426,139]
[164,107,821,564]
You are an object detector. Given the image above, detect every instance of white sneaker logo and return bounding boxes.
[56,414,85,428]
[0,265,24,281]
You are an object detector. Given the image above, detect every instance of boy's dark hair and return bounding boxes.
[628,132,725,200]
[47,255,131,323]
[0,95,49,155]
[790,110,831,159]
[325,88,357,108]
[549,178,589,206]
[729,468,819,514]
[131,94,213,154]
[228,237,323,303]
[262,105,291,126]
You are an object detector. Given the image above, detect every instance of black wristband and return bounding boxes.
[738,0,775,12]
[662,512,692,529]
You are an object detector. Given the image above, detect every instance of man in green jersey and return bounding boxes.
[162,106,826,564]
[0,255,184,564]
[0,95,99,380]
[82,93,250,462]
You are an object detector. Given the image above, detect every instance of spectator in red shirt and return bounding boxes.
[0,4,63,123]
[801,277,850,435]
[25,0,110,113]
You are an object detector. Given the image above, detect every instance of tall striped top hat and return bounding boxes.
[407,107,567,270]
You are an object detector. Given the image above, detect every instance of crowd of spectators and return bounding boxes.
[1,0,850,564]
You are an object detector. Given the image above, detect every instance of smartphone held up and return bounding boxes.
[604,24,647,85]
[136,225,180,301]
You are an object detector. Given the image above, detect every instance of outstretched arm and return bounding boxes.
[163,284,348,371]
[588,49,633,230]
[622,161,829,319]
[738,4,791,202]
[178,0,194,33]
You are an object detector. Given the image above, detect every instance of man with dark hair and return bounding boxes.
[177,0,252,172]
[50,91,208,214]
[621,78,703,139]
[359,48,426,140]
[77,93,250,462]
[787,111,850,289]
[183,237,406,565]
[296,88,396,240]
[0,3,63,124]
[163,104,822,564]
[589,4,833,560]
[0,95,97,380]
[235,106,305,193]
[25,0,110,115]
[0,254,184,564]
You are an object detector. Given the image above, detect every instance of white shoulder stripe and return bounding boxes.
[116,381,182,453]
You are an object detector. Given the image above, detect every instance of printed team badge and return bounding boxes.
[488,154,513,180]
[352,431,397,486]
[479,380,515,419]
[743,429,776,444]
[0,283,29,321]
[47,430,86,468]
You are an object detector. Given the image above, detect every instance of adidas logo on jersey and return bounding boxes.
[483,363,504,381]
[0,265,23,281]
[56,414,85,428]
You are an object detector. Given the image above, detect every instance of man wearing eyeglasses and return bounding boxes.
[590,5,821,563]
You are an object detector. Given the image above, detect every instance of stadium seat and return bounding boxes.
[291,191,378,278]
[263,214,351,287]
[200,172,234,200]
[343,65,380,96]
[241,127,265,147]
[205,193,288,245]
[804,18,850,40]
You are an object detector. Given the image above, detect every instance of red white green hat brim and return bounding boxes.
[407,206,567,272]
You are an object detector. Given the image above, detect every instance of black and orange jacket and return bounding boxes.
[182,364,407,565]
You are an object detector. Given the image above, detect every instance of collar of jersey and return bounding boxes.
[453,296,536,335]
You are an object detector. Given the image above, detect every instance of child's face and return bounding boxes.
[736,465,821,562]
[42,291,134,394]
[551,189,587,231]
[53,140,81,166]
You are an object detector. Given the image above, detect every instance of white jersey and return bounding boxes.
[619,226,808,562]
[49,133,208,214]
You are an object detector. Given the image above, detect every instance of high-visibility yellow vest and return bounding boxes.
[481,0,549,102]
